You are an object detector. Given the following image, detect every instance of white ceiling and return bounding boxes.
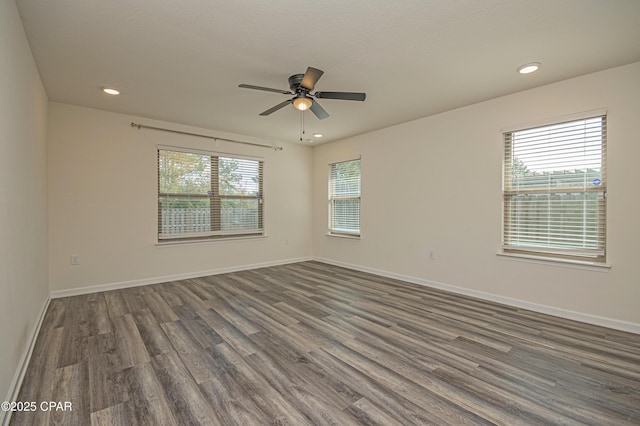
[16,0,640,145]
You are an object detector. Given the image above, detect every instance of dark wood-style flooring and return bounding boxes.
[11,261,640,425]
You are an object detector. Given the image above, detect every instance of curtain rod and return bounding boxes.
[130,122,283,151]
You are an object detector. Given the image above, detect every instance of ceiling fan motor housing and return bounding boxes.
[288,74,306,92]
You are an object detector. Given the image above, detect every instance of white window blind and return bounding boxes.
[329,159,361,236]
[503,114,606,261]
[158,148,263,241]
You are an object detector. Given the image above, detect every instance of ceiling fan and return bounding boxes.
[239,67,366,120]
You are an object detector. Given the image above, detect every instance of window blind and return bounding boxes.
[158,148,263,241]
[503,115,606,261]
[329,159,361,236]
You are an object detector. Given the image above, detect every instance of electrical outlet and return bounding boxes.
[427,249,436,260]
[71,255,80,265]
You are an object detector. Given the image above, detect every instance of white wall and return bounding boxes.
[313,62,640,327]
[48,103,313,293]
[0,0,49,413]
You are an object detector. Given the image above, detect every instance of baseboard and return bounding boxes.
[313,257,640,335]
[50,256,314,298]
[1,296,51,426]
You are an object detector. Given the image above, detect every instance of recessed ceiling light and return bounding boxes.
[313,133,323,138]
[517,62,541,75]
[101,87,120,95]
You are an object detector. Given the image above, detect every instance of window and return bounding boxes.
[158,147,263,242]
[329,159,361,237]
[502,112,606,262]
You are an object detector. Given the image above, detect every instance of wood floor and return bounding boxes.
[10,261,640,425]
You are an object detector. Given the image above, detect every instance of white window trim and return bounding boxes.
[497,251,611,271]
[325,231,361,240]
[156,234,268,247]
[157,145,265,243]
[500,108,608,133]
[500,110,607,264]
[157,144,263,162]
[328,157,361,237]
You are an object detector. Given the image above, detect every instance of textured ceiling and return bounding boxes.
[16,0,640,144]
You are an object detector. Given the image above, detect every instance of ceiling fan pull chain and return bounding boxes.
[300,110,304,142]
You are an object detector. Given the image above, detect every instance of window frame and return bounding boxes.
[501,110,607,263]
[328,158,361,238]
[157,146,264,243]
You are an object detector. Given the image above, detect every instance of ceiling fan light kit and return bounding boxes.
[292,96,313,111]
[239,66,366,120]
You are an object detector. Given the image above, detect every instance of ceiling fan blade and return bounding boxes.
[310,99,329,120]
[259,99,292,116]
[300,67,324,91]
[314,91,366,101]
[239,84,292,95]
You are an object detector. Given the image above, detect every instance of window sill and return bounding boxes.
[156,234,267,247]
[326,233,361,240]
[497,251,611,272]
